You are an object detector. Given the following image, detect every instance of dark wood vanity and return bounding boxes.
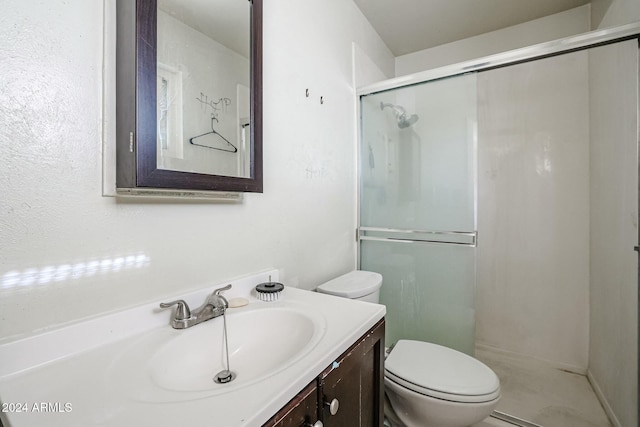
[263,319,385,427]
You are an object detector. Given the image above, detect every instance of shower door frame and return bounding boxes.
[357,23,640,97]
[356,21,640,427]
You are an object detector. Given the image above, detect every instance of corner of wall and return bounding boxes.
[590,0,640,30]
[395,4,591,76]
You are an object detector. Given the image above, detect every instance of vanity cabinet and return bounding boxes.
[264,381,320,427]
[263,319,385,427]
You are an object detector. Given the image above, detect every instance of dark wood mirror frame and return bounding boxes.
[115,0,263,194]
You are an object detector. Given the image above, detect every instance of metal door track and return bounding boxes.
[491,411,544,427]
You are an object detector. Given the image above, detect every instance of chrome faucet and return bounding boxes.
[160,284,232,329]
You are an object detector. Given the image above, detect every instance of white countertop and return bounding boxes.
[0,270,385,427]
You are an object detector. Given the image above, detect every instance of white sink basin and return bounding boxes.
[107,304,325,403]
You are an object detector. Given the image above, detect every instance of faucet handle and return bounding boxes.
[209,284,232,309]
[213,284,232,296]
[159,300,192,320]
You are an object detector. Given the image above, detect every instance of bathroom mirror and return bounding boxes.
[115,0,263,195]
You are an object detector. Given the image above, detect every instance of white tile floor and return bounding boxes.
[472,347,613,427]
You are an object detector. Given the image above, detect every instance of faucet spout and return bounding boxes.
[160,284,233,329]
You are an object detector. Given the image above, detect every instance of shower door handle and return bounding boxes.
[358,227,477,247]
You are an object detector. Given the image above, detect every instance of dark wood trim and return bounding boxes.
[373,319,385,425]
[318,319,385,426]
[319,319,385,379]
[250,0,263,192]
[117,0,263,193]
[135,0,157,187]
[115,0,137,188]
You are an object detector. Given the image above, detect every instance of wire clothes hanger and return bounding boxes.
[189,116,238,153]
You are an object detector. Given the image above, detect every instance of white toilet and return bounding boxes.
[317,270,500,427]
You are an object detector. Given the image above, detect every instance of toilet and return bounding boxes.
[317,270,500,427]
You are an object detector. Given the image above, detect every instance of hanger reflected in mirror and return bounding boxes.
[189,116,238,153]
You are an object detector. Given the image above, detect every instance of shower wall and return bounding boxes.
[588,39,638,427]
[476,51,591,370]
[475,40,638,426]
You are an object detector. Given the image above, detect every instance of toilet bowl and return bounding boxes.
[317,271,500,427]
[384,340,500,427]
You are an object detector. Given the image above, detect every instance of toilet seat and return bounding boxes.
[384,340,500,404]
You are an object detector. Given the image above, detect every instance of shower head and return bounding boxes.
[397,113,419,129]
[380,102,419,129]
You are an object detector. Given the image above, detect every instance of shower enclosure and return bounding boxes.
[358,25,639,427]
[359,74,478,356]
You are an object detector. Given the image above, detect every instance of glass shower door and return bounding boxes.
[359,74,478,355]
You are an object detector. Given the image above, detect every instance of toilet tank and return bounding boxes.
[316,270,382,303]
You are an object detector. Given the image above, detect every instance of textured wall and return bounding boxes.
[0,0,394,340]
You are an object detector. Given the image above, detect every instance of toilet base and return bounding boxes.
[385,376,499,427]
[384,391,405,427]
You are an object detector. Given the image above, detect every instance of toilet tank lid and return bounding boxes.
[316,271,382,299]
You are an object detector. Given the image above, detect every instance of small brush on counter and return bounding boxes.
[255,277,284,302]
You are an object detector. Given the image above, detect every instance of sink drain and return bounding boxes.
[214,369,236,384]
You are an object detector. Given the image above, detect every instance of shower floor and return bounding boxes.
[472,346,613,427]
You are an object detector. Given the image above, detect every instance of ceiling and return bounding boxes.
[352,0,592,56]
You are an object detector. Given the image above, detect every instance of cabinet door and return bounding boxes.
[320,320,385,427]
[321,354,361,426]
[263,381,320,427]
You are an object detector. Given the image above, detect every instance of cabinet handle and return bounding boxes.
[324,398,340,416]
[303,421,323,427]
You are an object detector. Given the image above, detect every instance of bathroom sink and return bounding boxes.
[107,304,325,403]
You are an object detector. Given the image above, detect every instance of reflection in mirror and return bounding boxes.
[157,0,251,178]
[115,0,262,196]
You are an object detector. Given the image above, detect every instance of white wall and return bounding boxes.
[591,0,640,29]
[0,0,394,341]
[395,5,590,77]
[476,51,591,369]
[588,39,638,427]
[353,42,390,89]
[587,3,640,425]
